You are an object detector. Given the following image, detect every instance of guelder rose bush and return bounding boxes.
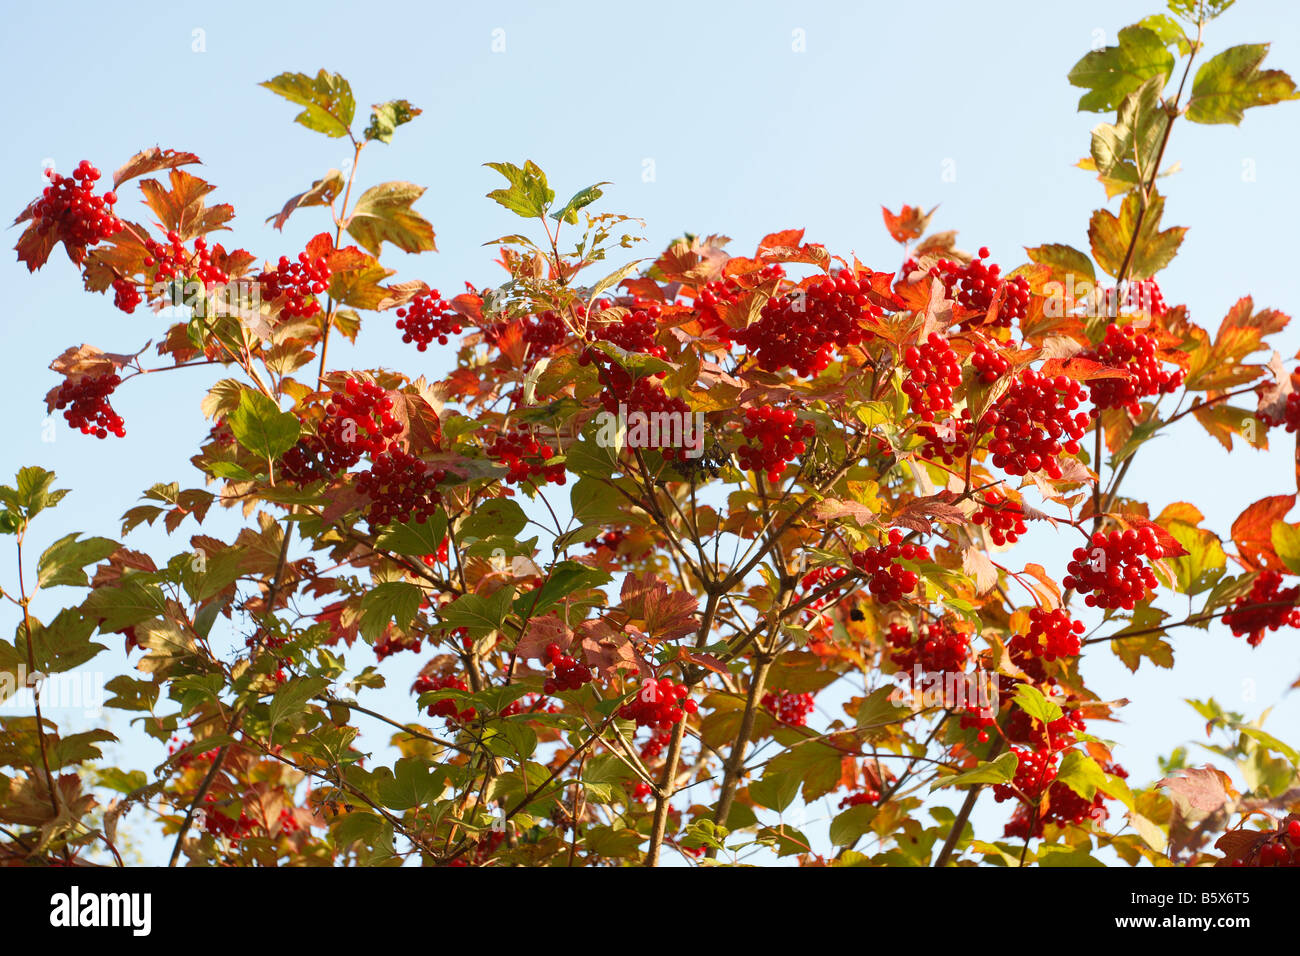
[4,4,1300,867]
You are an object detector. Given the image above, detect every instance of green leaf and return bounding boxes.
[268,676,329,734]
[1025,243,1095,285]
[829,803,877,847]
[1088,191,1185,280]
[437,587,515,638]
[0,466,68,522]
[36,533,118,588]
[551,182,610,224]
[374,757,442,810]
[1056,750,1108,800]
[1187,44,1300,125]
[1013,684,1064,725]
[1087,75,1170,199]
[764,740,843,802]
[227,390,299,462]
[933,751,1019,789]
[1067,26,1175,113]
[1271,521,1300,574]
[359,581,424,642]
[516,561,610,617]
[260,70,355,138]
[484,160,554,219]
[459,499,528,541]
[747,771,802,813]
[364,99,422,144]
[1239,726,1300,766]
[375,514,448,557]
[344,182,437,256]
[856,685,910,735]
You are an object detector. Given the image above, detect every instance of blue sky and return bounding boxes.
[2,0,1298,863]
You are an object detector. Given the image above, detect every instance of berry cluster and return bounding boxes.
[972,491,1027,545]
[731,271,881,377]
[593,305,666,358]
[112,277,142,314]
[971,337,1010,383]
[619,677,697,730]
[1008,608,1085,675]
[374,634,423,660]
[986,370,1090,479]
[916,413,973,467]
[838,790,881,809]
[282,378,402,484]
[1004,762,1127,838]
[1121,278,1168,318]
[1222,570,1300,647]
[929,248,1030,329]
[30,161,121,263]
[850,530,929,603]
[736,406,816,484]
[488,430,566,486]
[761,689,815,726]
[1260,392,1300,433]
[901,332,962,421]
[1062,527,1164,610]
[886,618,971,674]
[356,448,445,526]
[414,673,475,722]
[54,373,125,439]
[202,795,256,842]
[639,730,674,762]
[695,265,786,336]
[144,232,229,289]
[1234,821,1300,867]
[396,289,463,350]
[542,642,594,694]
[993,746,1059,804]
[258,250,332,319]
[1080,325,1184,417]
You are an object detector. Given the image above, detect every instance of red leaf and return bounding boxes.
[1231,494,1295,571]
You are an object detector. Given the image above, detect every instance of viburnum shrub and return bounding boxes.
[4,10,1300,870]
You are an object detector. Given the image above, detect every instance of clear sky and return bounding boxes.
[2,0,1298,863]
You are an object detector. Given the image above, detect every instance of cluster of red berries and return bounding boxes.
[619,677,697,730]
[31,161,121,263]
[422,536,451,566]
[1004,761,1127,838]
[414,673,475,722]
[886,618,971,675]
[694,264,786,336]
[1008,608,1085,676]
[639,730,674,762]
[500,694,561,718]
[542,642,594,694]
[202,795,256,842]
[1260,392,1300,433]
[761,689,815,726]
[112,277,142,314]
[970,337,1010,383]
[258,250,332,319]
[916,413,974,467]
[520,310,569,355]
[1063,527,1164,610]
[994,746,1059,804]
[929,248,1030,328]
[488,430,566,486]
[54,373,125,439]
[355,448,445,526]
[144,232,229,290]
[1222,570,1300,647]
[1234,821,1300,866]
[838,790,881,809]
[986,370,1090,479]
[1121,278,1168,318]
[282,378,402,484]
[901,332,962,421]
[972,491,1027,545]
[732,271,881,377]
[736,406,815,484]
[1080,325,1184,417]
[850,530,929,603]
[374,634,423,660]
[593,305,667,358]
[396,289,463,350]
